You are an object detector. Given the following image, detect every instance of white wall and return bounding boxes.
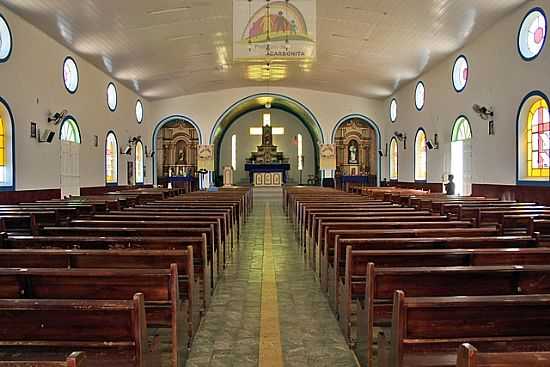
[383,0,550,186]
[0,4,150,191]
[148,87,386,184]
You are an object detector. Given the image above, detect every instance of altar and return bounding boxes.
[244,123,290,187]
[245,163,291,186]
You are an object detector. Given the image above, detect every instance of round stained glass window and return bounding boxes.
[415,81,425,111]
[107,82,117,112]
[518,8,547,61]
[0,14,12,62]
[452,55,469,92]
[390,98,397,122]
[135,100,143,123]
[63,57,79,93]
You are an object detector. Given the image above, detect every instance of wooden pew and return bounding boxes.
[457,343,550,367]
[387,292,550,367]
[0,351,86,367]
[0,293,160,367]
[327,227,502,310]
[38,226,219,289]
[352,263,550,364]
[3,235,212,308]
[69,219,227,271]
[0,267,186,367]
[0,247,200,339]
[318,220,472,289]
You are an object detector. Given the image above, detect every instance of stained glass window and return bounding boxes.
[527,98,550,178]
[389,137,398,180]
[135,141,144,184]
[60,118,81,144]
[0,117,5,168]
[452,56,469,92]
[415,82,425,111]
[0,14,12,62]
[107,83,117,111]
[390,99,397,122]
[415,129,427,181]
[63,57,79,93]
[519,8,547,61]
[452,116,472,142]
[105,132,118,184]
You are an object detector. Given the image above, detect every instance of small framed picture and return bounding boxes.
[30,122,37,138]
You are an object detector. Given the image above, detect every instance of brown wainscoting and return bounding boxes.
[0,189,61,204]
[472,184,550,205]
[394,182,444,193]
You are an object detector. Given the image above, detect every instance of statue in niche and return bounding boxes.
[348,140,358,164]
[177,150,185,164]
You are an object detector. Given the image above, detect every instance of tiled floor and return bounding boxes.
[186,188,357,367]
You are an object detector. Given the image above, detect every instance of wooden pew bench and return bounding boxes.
[457,343,550,367]
[0,294,160,367]
[3,235,211,308]
[0,351,85,367]
[327,227,502,310]
[0,267,187,367]
[0,247,201,338]
[386,292,550,367]
[350,263,550,365]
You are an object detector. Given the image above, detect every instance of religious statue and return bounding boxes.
[348,141,358,164]
[177,150,185,164]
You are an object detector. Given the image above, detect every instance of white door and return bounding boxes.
[451,140,472,196]
[60,141,80,198]
[462,140,472,196]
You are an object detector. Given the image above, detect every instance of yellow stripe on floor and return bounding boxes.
[259,204,284,367]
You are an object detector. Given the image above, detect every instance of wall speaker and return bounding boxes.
[38,129,55,143]
[426,140,435,150]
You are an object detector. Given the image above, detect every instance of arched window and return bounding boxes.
[415,81,425,111]
[452,116,472,142]
[452,55,469,92]
[231,134,237,171]
[390,99,398,122]
[297,134,304,171]
[107,82,117,112]
[415,129,427,181]
[135,140,144,184]
[105,132,118,184]
[59,117,81,144]
[389,137,398,181]
[0,14,12,63]
[518,7,547,61]
[0,97,14,189]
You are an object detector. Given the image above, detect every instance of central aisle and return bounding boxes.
[186,188,357,367]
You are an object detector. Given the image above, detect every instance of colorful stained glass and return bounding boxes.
[527,98,550,178]
[105,132,118,183]
[452,56,469,92]
[415,129,427,181]
[135,141,144,184]
[519,8,547,60]
[389,137,398,180]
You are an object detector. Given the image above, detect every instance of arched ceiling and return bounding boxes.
[1,0,528,100]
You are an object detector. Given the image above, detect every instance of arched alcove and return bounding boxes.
[210,93,324,185]
[331,114,382,186]
[152,115,202,187]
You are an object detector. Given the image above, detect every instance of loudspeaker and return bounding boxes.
[121,145,131,155]
[426,140,435,150]
[38,129,55,143]
[378,150,384,157]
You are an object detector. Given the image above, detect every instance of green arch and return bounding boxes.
[210,93,324,181]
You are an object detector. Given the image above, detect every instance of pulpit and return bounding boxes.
[245,124,290,187]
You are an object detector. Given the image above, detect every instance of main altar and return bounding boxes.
[245,124,290,187]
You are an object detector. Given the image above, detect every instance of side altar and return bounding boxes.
[245,124,290,187]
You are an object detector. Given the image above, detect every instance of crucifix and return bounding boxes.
[249,113,285,136]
